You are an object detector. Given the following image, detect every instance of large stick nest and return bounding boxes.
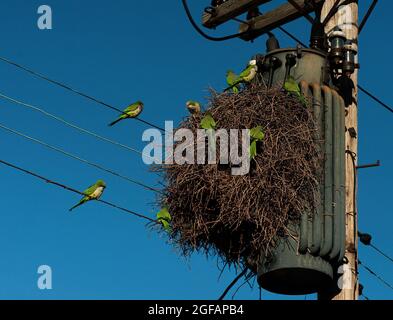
[154,83,322,271]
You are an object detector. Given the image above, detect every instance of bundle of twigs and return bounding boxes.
[153,83,322,271]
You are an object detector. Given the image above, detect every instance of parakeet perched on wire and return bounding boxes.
[284,76,307,106]
[157,207,172,233]
[186,101,201,114]
[69,180,106,212]
[108,101,144,126]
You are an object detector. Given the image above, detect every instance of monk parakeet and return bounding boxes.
[186,101,201,114]
[201,113,217,156]
[157,207,172,233]
[226,60,258,93]
[284,76,307,106]
[69,180,106,212]
[108,101,143,126]
[249,126,265,160]
[238,59,258,84]
[200,113,216,130]
[226,70,239,93]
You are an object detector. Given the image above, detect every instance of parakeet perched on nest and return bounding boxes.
[186,101,201,114]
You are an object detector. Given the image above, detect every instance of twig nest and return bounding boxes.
[154,83,322,271]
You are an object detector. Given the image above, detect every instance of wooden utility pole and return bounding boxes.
[321,0,359,300]
[201,0,360,300]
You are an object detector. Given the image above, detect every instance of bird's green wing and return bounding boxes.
[250,126,265,142]
[125,102,140,113]
[284,76,308,106]
[226,70,240,93]
[200,113,216,130]
[226,70,238,86]
[157,207,171,221]
[250,140,258,160]
[83,183,98,196]
[239,65,253,79]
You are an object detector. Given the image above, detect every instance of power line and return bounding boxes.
[0,123,162,194]
[181,0,248,42]
[277,3,393,116]
[358,231,393,262]
[358,85,393,114]
[358,232,393,264]
[0,56,165,132]
[359,260,393,291]
[370,244,393,265]
[359,0,379,34]
[0,92,153,160]
[278,26,307,47]
[0,158,156,223]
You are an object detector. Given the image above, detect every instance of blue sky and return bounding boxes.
[0,0,391,300]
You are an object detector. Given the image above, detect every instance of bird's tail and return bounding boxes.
[224,83,240,93]
[108,118,122,127]
[69,200,84,212]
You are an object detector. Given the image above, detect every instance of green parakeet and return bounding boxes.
[201,113,217,156]
[186,101,201,114]
[250,126,265,141]
[225,60,258,93]
[249,126,265,160]
[226,70,239,93]
[69,180,106,212]
[238,59,258,83]
[284,76,307,106]
[157,207,172,233]
[108,101,144,126]
[200,113,216,130]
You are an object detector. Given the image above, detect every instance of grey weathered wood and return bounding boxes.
[202,0,272,29]
[238,0,324,41]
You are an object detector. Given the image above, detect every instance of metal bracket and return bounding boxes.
[356,161,381,170]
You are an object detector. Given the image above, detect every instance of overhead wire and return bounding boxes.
[369,244,393,265]
[0,158,157,223]
[0,91,153,159]
[0,123,162,194]
[359,260,393,291]
[277,2,393,116]
[359,0,378,34]
[0,56,165,132]
[181,0,249,42]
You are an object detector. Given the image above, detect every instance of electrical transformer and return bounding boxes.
[257,47,347,295]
